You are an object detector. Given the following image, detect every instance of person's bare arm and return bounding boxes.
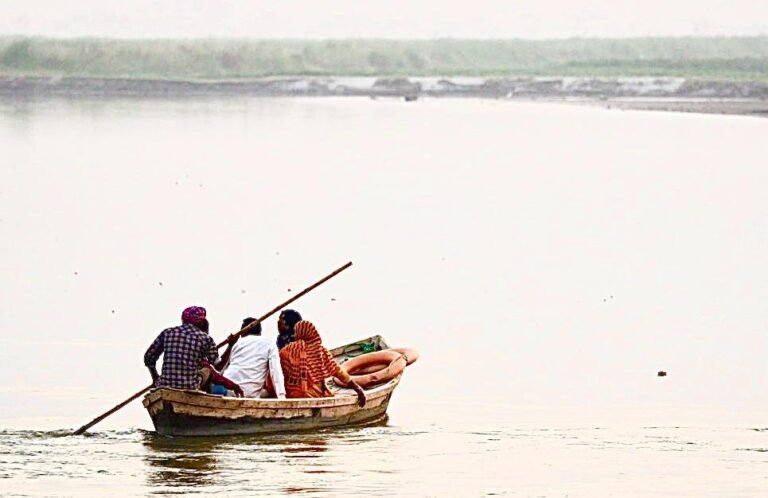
[332,360,366,408]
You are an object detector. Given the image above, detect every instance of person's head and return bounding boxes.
[294,320,321,344]
[277,309,302,335]
[182,306,208,332]
[241,317,262,336]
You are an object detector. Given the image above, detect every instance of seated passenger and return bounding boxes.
[279,320,366,406]
[221,318,286,399]
[144,306,222,391]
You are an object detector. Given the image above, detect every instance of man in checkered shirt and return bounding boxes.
[144,306,219,390]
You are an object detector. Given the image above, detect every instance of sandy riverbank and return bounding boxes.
[585,98,768,117]
[1,76,767,117]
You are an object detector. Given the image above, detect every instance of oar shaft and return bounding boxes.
[72,384,153,435]
[216,261,353,348]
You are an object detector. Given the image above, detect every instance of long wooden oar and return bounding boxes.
[72,261,353,435]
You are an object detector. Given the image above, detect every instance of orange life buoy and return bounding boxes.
[350,348,420,374]
[336,350,406,388]
[350,363,390,375]
[390,347,419,365]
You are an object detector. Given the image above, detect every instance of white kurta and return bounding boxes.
[222,335,286,398]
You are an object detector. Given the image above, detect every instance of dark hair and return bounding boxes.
[241,317,262,336]
[277,309,302,350]
[198,318,210,333]
[281,309,302,331]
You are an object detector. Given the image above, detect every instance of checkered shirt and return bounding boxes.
[144,323,219,390]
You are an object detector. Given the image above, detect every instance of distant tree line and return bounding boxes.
[2,37,768,80]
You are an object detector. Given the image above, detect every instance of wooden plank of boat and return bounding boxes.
[142,335,403,436]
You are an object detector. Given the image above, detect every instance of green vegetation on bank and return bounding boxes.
[2,37,768,80]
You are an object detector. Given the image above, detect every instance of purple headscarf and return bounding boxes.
[181,306,207,326]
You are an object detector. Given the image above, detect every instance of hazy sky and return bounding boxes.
[0,0,767,39]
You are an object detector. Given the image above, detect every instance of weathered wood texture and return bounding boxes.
[144,379,398,436]
[151,398,392,436]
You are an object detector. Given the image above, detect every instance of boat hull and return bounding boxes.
[143,376,399,436]
[149,396,391,436]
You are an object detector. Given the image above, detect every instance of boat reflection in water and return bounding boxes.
[140,416,389,494]
[142,433,221,488]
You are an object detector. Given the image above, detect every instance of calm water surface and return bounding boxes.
[1,97,767,496]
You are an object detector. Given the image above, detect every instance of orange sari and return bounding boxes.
[279,320,351,398]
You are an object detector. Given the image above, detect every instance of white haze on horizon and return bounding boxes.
[0,0,767,39]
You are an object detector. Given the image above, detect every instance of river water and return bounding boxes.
[0,97,766,496]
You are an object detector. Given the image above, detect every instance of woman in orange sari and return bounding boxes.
[280,320,366,407]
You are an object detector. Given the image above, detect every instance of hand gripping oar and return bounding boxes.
[72,261,353,435]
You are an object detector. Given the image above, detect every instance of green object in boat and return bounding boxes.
[344,342,376,357]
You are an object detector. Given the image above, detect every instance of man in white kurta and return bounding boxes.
[222,323,286,399]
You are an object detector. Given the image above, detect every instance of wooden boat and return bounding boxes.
[142,335,404,436]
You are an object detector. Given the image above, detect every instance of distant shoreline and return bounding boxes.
[2,75,768,118]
